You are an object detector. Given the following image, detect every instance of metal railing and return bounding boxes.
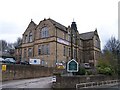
[76,80,119,89]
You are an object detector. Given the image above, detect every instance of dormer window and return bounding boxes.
[40,27,49,38]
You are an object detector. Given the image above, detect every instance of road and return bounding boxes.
[1,77,53,90]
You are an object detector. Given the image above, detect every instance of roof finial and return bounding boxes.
[73,18,74,22]
[31,19,33,22]
[95,28,97,31]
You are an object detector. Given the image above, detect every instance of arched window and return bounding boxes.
[29,32,32,42]
[40,27,49,38]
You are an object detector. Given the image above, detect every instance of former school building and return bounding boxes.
[16,18,101,67]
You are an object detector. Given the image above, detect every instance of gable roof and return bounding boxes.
[48,18,67,32]
[23,20,37,35]
[80,31,94,40]
[26,20,37,30]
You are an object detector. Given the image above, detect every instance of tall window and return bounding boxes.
[40,44,50,55]
[46,44,50,55]
[24,49,27,58]
[41,27,49,38]
[38,45,41,55]
[25,35,28,43]
[41,45,44,54]
[63,46,66,56]
[28,48,32,57]
[68,48,71,57]
[29,32,32,42]
[74,49,77,59]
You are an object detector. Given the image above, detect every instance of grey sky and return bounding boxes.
[0,0,119,49]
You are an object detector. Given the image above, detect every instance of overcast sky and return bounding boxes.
[0,0,119,49]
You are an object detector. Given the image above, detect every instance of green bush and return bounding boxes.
[97,65,113,75]
[76,67,86,75]
[86,70,92,75]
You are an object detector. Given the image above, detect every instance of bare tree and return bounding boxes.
[0,40,7,52]
[102,37,120,74]
[103,37,120,56]
[14,37,22,48]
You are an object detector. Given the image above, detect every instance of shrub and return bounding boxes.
[76,67,86,75]
[86,70,92,75]
[97,65,113,75]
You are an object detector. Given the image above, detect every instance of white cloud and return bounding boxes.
[0,0,119,49]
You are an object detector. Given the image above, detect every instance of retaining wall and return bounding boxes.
[2,64,54,81]
[53,75,118,88]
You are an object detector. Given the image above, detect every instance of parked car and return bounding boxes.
[83,63,91,69]
[16,60,21,64]
[0,57,5,64]
[4,58,16,64]
[52,76,56,83]
[20,61,30,65]
[80,63,91,69]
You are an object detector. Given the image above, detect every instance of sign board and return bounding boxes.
[67,59,79,72]
[57,38,69,45]
[56,62,65,69]
[57,65,65,69]
[2,65,6,71]
[29,59,40,65]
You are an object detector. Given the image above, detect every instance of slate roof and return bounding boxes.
[48,18,67,32]
[80,31,94,40]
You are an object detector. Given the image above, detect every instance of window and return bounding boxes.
[38,45,41,55]
[41,60,45,66]
[28,48,32,57]
[74,49,77,59]
[68,48,71,57]
[63,46,68,56]
[25,35,28,43]
[41,45,44,54]
[24,49,27,58]
[40,27,49,38]
[63,46,65,56]
[46,44,50,55]
[41,44,50,55]
[29,32,32,42]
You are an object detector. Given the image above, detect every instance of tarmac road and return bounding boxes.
[1,76,53,90]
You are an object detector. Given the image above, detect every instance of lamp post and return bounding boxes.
[71,28,73,60]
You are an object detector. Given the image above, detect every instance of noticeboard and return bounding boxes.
[67,59,79,72]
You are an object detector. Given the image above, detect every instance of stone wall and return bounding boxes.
[2,64,54,81]
[53,75,117,88]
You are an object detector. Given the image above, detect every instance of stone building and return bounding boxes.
[16,18,101,67]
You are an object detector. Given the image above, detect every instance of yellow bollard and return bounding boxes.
[2,65,6,71]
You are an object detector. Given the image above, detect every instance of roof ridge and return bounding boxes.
[80,31,94,35]
[48,18,67,32]
[48,18,67,28]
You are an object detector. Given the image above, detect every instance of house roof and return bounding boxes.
[79,31,95,40]
[23,19,37,35]
[26,20,37,30]
[48,18,67,32]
